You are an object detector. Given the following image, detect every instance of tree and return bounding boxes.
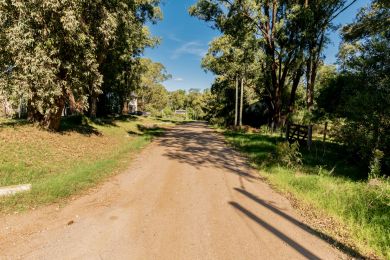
[170,90,187,110]
[191,0,358,127]
[0,0,162,130]
[95,1,161,117]
[0,0,103,130]
[137,58,170,113]
[316,0,390,173]
[143,84,169,114]
[201,34,260,125]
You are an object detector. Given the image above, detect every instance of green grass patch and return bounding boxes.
[0,116,173,213]
[224,130,390,259]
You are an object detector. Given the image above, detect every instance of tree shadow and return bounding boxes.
[158,122,258,181]
[90,115,138,127]
[59,115,141,136]
[300,140,367,180]
[60,116,101,136]
[233,187,365,258]
[0,119,30,129]
[127,124,165,137]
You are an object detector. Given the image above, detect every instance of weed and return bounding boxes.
[275,141,302,169]
[224,130,390,259]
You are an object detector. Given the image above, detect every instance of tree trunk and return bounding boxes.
[27,91,44,123]
[89,94,98,118]
[235,77,239,126]
[307,32,325,110]
[239,77,244,127]
[122,99,129,115]
[272,80,282,130]
[66,88,77,115]
[289,66,303,114]
[307,61,318,110]
[42,91,66,131]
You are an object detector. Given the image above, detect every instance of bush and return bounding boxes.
[369,149,384,180]
[275,141,302,169]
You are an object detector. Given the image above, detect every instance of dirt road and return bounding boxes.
[0,122,345,259]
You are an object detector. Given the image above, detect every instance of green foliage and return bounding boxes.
[315,0,390,174]
[275,142,302,169]
[137,58,170,113]
[369,149,384,180]
[170,90,187,110]
[0,0,161,130]
[225,130,390,259]
[191,0,354,126]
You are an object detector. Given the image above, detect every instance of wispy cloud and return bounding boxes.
[167,33,183,43]
[173,77,184,81]
[171,41,208,59]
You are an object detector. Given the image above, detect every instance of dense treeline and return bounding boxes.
[191,0,389,175]
[317,0,390,174]
[190,0,357,127]
[0,0,161,130]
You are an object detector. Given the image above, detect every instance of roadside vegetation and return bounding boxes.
[0,116,172,214]
[190,0,389,258]
[0,0,388,258]
[224,129,389,259]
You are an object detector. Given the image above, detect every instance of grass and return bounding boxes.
[0,115,173,214]
[224,130,390,259]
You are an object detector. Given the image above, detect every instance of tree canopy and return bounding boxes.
[0,0,161,130]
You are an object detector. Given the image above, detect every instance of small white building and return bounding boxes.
[128,92,138,113]
[175,110,187,115]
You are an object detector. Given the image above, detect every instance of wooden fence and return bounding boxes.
[286,123,313,149]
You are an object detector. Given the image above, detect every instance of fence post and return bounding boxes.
[286,122,290,141]
[323,121,328,143]
[307,125,313,150]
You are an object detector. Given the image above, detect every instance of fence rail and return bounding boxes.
[286,123,313,149]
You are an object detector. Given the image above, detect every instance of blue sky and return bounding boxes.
[144,0,370,91]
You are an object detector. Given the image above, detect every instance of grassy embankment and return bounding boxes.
[0,116,172,214]
[224,129,389,259]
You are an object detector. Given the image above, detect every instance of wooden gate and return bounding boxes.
[286,123,313,149]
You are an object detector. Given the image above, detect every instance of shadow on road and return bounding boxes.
[229,201,322,260]
[158,122,256,181]
[232,188,365,259]
[160,122,365,259]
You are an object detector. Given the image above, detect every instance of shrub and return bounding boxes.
[275,141,302,169]
[369,149,384,180]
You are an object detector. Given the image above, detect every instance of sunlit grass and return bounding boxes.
[224,130,390,259]
[0,116,173,213]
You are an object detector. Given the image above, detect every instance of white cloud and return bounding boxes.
[167,33,183,43]
[171,41,207,59]
[173,77,184,81]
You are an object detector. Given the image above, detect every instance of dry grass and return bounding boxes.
[0,116,173,213]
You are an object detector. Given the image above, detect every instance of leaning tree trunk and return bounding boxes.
[288,66,304,115]
[66,87,78,115]
[272,79,283,130]
[306,32,325,110]
[89,94,98,119]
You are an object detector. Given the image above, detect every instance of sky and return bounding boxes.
[144,0,370,92]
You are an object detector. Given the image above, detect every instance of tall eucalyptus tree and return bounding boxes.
[0,0,161,130]
[191,0,358,127]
